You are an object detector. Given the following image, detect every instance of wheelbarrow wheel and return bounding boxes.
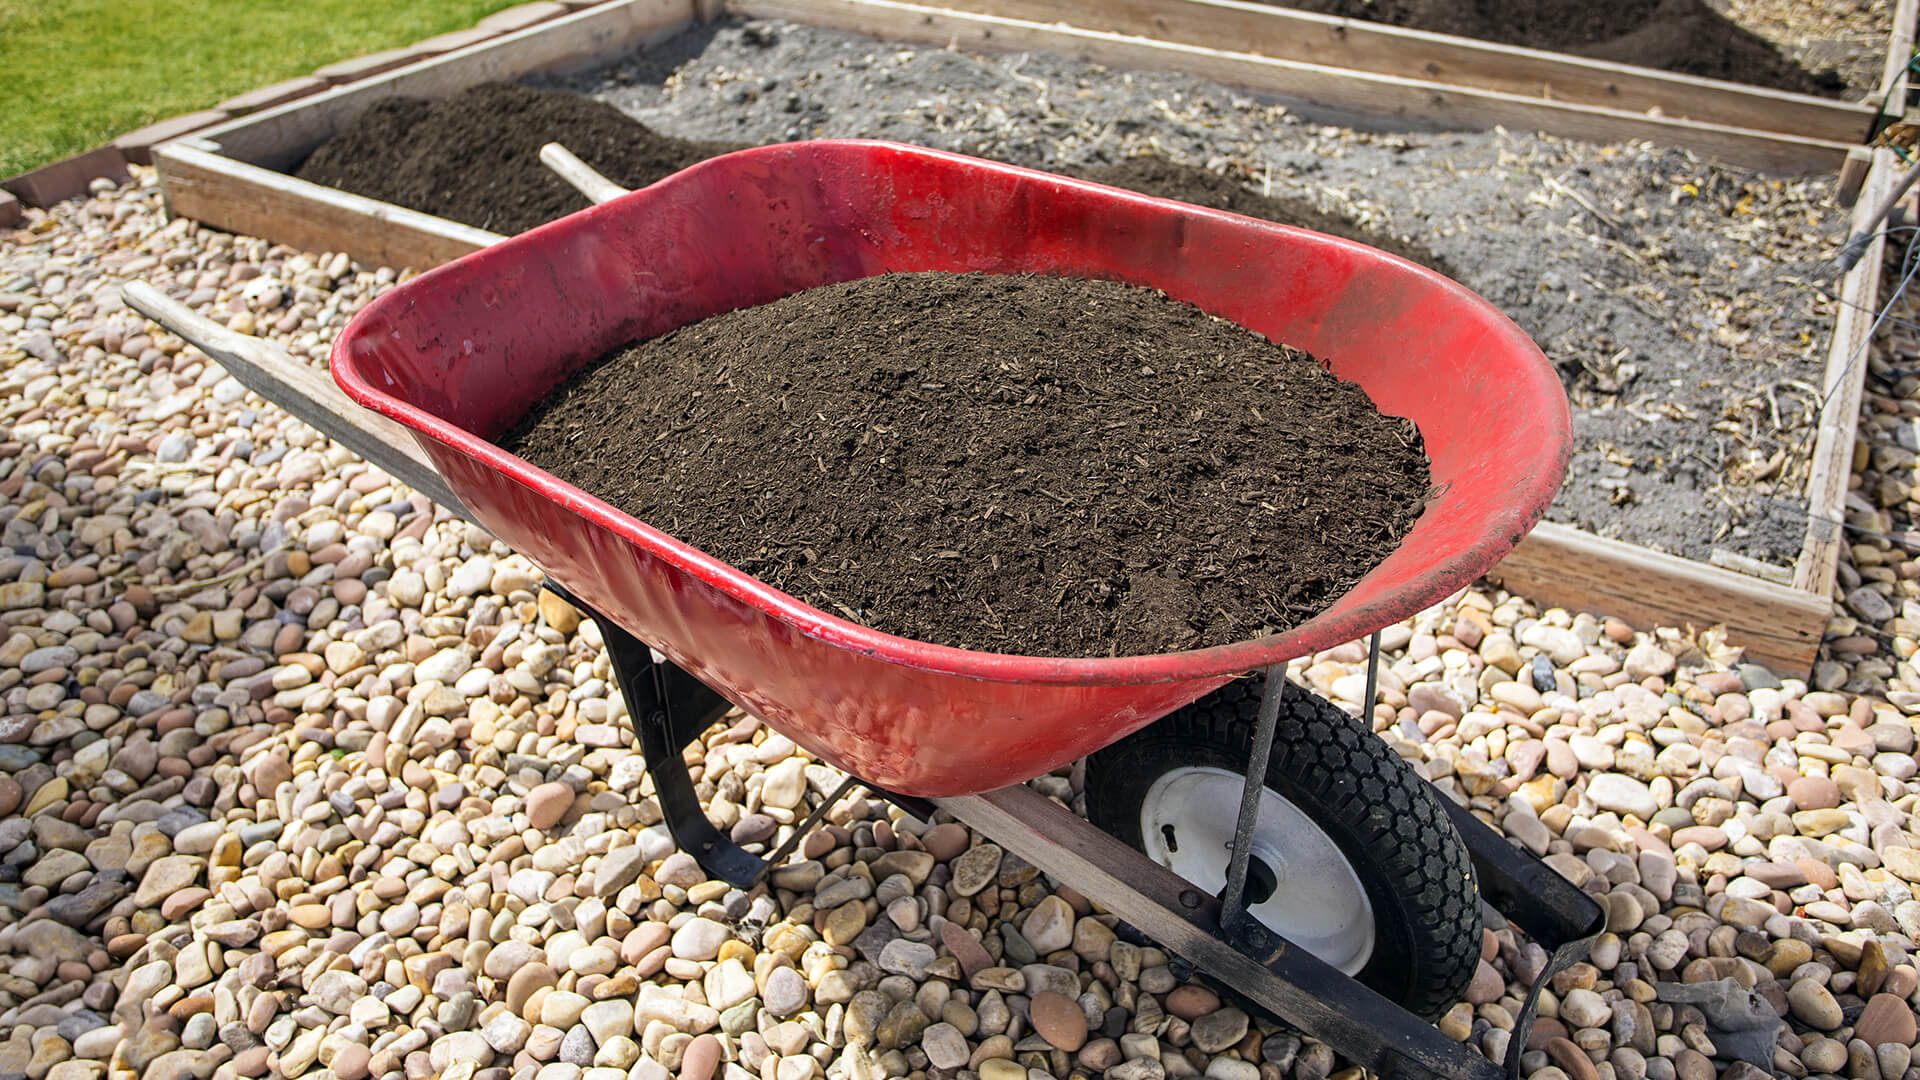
[1084,674,1480,1021]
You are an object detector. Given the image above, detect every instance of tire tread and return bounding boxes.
[1085,676,1480,1020]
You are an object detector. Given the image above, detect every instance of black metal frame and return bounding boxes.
[552,585,925,888]
[562,588,1602,1080]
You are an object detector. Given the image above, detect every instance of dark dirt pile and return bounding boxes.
[1278,0,1844,95]
[293,83,1448,264]
[294,83,742,235]
[500,272,1432,657]
[1068,158,1452,276]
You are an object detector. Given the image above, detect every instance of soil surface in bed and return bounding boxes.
[1274,0,1848,96]
[499,272,1433,657]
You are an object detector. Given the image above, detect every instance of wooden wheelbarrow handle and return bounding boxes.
[119,280,473,520]
[540,143,630,206]
[117,146,625,522]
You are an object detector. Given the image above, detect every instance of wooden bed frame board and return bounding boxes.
[1884,0,1919,124]
[930,0,1877,144]
[160,140,503,271]
[146,0,1902,673]
[1794,147,1897,600]
[1483,524,1830,673]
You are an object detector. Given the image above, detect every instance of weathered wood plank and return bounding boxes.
[1486,521,1828,675]
[931,0,1875,142]
[1884,0,1919,122]
[156,141,504,272]
[727,0,1853,174]
[1794,148,1897,605]
[120,281,474,521]
[196,0,697,171]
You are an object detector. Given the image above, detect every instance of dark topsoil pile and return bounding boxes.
[1281,0,1844,95]
[499,272,1432,657]
[294,83,1451,273]
[295,83,744,235]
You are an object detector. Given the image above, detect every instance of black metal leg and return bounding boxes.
[1362,629,1382,716]
[545,585,766,889]
[1440,800,1607,1080]
[865,784,938,823]
[625,675,767,890]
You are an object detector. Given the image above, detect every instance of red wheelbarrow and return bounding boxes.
[126,140,1601,1080]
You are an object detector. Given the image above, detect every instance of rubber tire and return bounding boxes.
[1085,674,1480,1021]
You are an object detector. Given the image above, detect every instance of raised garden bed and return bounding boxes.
[822,0,1879,167]
[148,0,1914,671]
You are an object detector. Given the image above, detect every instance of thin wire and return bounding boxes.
[1723,225,1920,588]
[1820,245,1920,410]
[1816,226,1920,320]
[1780,223,1920,482]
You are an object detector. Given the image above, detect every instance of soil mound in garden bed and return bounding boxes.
[294,83,743,235]
[1279,0,1843,95]
[293,84,1448,272]
[499,272,1432,657]
[1067,158,1451,276]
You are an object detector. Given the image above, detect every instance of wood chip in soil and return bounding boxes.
[499,272,1432,657]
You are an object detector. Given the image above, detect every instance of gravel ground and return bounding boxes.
[4,166,1920,1080]
[528,19,1846,568]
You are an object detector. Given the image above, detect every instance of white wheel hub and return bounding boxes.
[1139,765,1376,974]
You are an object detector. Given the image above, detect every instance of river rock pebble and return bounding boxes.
[1029,991,1089,1051]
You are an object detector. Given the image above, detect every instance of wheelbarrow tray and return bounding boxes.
[331,139,1570,797]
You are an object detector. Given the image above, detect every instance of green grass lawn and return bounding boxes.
[0,0,524,177]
